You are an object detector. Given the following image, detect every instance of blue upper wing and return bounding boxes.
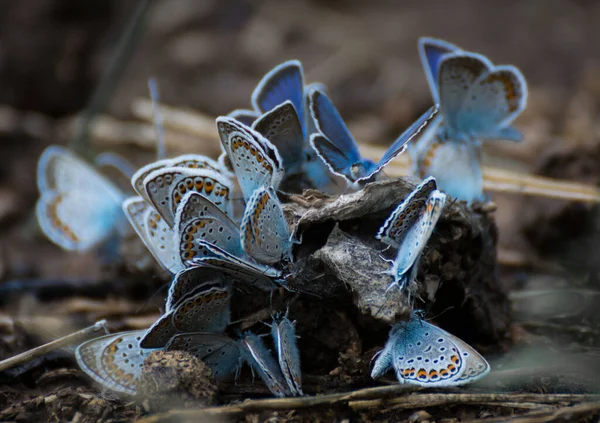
[418,37,460,103]
[309,89,361,164]
[252,60,305,134]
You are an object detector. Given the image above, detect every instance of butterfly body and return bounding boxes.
[270,314,303,396]
[309,89,438,184]
[239,332,291,398]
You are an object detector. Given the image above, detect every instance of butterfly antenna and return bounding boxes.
[148,78,166,160]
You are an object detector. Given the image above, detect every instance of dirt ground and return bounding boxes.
[1,1,600,422]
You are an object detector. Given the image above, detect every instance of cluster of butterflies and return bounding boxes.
[76,267,302,396]
[35,36,513,395]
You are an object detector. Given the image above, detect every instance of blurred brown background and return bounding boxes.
[1,0,600,280]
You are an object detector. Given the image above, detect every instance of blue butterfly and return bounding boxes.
[371,311,490,386]
[309,88,438,184]
[410,38,528,202]
[377,179,446,292]
[36,145,128,252]
[230,61,341,192]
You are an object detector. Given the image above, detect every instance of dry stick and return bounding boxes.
[0,320,108,373]
[130,98,600,204]
[135,387,599,423]
[461,400,600,423]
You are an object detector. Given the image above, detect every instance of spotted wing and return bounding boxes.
[391,318,464,386]
[241,186,292,265]
[252,100,305,175]
[174,191,242,266]
[36,145,125,251]
[143,167,233,227]
[271,315,303,396]
[456,65,527,140]
[438,52,492,135]
[171,282,231,333]
[240,332,291,398]
[376,177,438,248]
[391,190,446,285]
[216,116,284,201]
[75,330,154,395]
[144,209,182,274]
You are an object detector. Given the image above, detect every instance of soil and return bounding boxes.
[1,1,600,422]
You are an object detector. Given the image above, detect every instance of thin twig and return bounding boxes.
[135,386,600,423]
[0,320,108,373]
[462,400,600,423]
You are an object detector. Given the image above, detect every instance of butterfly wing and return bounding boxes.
[371,105,439,181]
[174,191,242,266]
[371,340,394,379]
[377,177,438,248]
[240,186,292,265]
[75,330,154,395]
[171,282,231,333]
[438,52,492,135]
[144,209,183,274]
[36,146,125,251]
[216,117,284,201]
[252,101,305,175]
[240,332,291,398]
[444,331,491,384]
[139,312,178,349]
[418,37,461,103]
[251,60,305,134]
[391,318,465,386]
[391,190,446,288]
[143,167,233,227]
[308,89,361,180]
[167,332,241,381]
[271,316,303,396]
[166,267,227,311]
[191,240,278,291]
[228,109,260,126]
[456,65,527,139]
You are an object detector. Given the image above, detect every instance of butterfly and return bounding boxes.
[75,330,157,395]
[174,191,243,267]
[239,332,291,398]
[130,154,227,202]
[142,166,234,228]
[190,240,282,291]
[308,88,438,184]
[240,186,293,265]
[122,196,182,274]
[36,145,128,252]
[216,116,284,202]
[231,60,340,192]
[166,332,242,381]
[269,313,303,396]
[377,179,446,291]
[410,38,527,202]
[140,278,231,349]
[371,312,490,386]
